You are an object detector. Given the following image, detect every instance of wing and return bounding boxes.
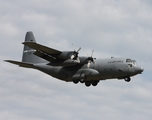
[23,42,62,62]
[22,42,89,67]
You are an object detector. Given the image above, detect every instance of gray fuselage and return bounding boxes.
[33,57,143,82]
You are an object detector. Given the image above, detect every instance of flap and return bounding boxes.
[34,51,56,62]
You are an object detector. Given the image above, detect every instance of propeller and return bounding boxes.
[70,45,81,63]
[70,47,81,59]
[87,50,96,68]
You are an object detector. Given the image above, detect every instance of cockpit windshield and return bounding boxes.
[126,59,137,66]
[132,60,136,66]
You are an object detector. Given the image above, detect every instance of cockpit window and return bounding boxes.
[132,60,136,66]
[126,59,136,66]
[126,59,132,63]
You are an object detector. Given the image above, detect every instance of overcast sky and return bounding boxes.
[0,0,152,120]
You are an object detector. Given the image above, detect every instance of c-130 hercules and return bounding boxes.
[5,32,144,87]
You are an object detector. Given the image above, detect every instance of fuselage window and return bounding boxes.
[126,59,132,63]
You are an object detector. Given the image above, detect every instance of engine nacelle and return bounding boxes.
[58,51,74,59]
[72,74,86,79]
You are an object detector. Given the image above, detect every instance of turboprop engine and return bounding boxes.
[58,47,81,61]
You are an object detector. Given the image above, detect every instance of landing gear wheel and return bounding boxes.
[92,81,98,86]
[80,79,85,83]
[73,79,79,84]
[124,77,131,82]
[85,82,91,87]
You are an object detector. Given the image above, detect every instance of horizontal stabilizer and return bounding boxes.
[4,60,34,68]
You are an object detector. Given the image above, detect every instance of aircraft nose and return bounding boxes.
[140,67,144,73]
[134,66,144,74]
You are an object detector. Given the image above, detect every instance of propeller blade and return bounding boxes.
[86,50,96,67]
[77,47,81,52]
[77,57,80,63]
[91,50,94,57]
[70,55,75,59]
[93,60,96,65]
[87,61,91,68]
[70,45,81,60]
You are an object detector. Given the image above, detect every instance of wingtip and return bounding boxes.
[4,60,15,63]
[22,42,26,45]
[22,41,36,45]
[22,41,29,44]
[4,60,9,62]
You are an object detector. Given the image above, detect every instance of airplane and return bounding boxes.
[5,31,144,87]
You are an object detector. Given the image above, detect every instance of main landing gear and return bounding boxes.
[73,79,99,87]
[73,79,79,84]
[85,81,99,87]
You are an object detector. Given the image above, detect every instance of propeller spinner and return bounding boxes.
[70,47,81,63]
[87,50,96,68]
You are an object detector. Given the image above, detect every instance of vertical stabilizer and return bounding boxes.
[22,31,46,63]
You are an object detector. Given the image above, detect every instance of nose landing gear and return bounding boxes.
[124,77,131,82]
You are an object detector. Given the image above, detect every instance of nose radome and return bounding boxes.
[141,67,144,72]
[134,66,144,73]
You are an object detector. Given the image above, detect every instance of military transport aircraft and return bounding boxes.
[5,32,144,87]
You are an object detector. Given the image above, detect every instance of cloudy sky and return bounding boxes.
[0,0,152,120]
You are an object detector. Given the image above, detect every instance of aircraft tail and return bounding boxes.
[22,31,46,63]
